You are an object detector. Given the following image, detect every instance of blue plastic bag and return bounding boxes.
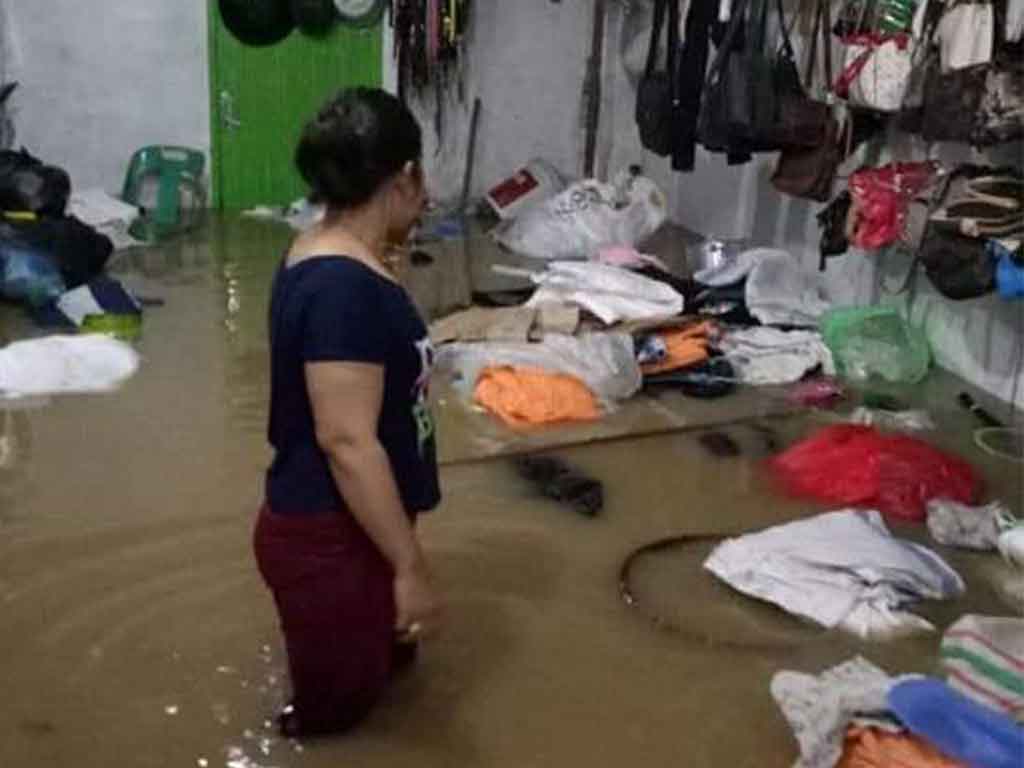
[888,678,1024,768]
[990,240,1024,300]
[0,241,65,307]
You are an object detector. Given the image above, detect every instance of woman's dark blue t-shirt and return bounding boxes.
[266,256,440,517]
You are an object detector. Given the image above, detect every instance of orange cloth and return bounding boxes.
[837,727,966,768]
[640,322,713,376]
[474,366,601,428]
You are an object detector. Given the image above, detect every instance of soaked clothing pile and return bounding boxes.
[704,509,965,638]
[773,656,1024,768]
[474,366,601,428]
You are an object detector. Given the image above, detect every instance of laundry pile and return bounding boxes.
[428,161,873,427]
[704,509,966,639]
[772,634,1024,768]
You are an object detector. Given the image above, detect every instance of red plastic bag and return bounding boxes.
[770,425,978,522]
[849,162,937,250]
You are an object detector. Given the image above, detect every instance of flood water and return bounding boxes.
[0,216,1020,768]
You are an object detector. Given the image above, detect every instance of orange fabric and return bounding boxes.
[837,727,966,768]
[641,322,714,375]
[474,366,601,428]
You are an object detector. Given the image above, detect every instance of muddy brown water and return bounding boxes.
[0,217,1020,768]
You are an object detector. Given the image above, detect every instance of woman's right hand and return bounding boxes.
[394,561,443,639]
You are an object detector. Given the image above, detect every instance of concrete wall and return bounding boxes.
[4,0,210,194]
[410,1,594,204]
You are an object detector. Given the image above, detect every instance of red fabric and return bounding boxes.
[770,425,979,522]
[849,162,937,250]
[253,506,397,735]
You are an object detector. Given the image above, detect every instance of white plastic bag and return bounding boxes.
[0,334,139,397]
[438,332,642,404]
[525,261,683,325]
[495,170,667,260]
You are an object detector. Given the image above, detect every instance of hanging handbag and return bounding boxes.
[772,116,846,202]
[761,0,831,148]
[920,63,989,143]
[974,55,1024,145]
[914,167,1022,300]
[698,0,755,153]
[836,33,914,112]
[772,0,844,202]
[745,0,783,148]
[636,0,680,157]
[919,228,997,300]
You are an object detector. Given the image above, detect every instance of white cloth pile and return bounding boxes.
[695,248,831,327]
[519,261,684,325]
[771,657,911,768]
[847,406,936,431]
[437,332,642,405]
[0,334,139,397]
[243,198,325,231]
[67,189,143,251]
[704,509,965,638]
[718,327,834,385]
[927,498,1017,551]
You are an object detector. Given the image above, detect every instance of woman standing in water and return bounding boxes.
[254,88,442,737]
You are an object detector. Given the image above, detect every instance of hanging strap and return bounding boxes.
[749,0,771,52]
[804,0,834,95]
[822,0,834,89]
[645,0,681,78]
[706,0,754,84]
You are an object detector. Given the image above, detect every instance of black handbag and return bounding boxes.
[921,64,989,144]
[636,0,680,157]
[919,228,996,300]
[910,166,1018,301]
[761,0,831,148]
[698,0,754,153]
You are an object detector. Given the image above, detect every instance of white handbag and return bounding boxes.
[841,36,914,113]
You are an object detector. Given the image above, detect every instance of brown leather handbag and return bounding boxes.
[773,116,845,202]
[771,0,842,202]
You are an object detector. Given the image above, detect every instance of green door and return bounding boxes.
[208,3,382,210]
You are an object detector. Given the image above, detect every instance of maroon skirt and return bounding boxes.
[253,505,398,736]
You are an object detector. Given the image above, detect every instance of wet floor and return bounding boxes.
[0,216,1020,768]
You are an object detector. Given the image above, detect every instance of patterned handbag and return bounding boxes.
[837,33,914,112]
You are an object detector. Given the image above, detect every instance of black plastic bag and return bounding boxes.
[0,148,71,217]
[0,216,112,291]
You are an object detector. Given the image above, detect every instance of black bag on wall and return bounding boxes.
[636,0,680,157]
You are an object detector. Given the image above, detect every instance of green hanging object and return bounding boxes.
[292,0,338,35]
[333,0,386,28]
[219,0,295,47]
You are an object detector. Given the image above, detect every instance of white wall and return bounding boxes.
[3,1,592,203]
[5,0,210,194]
[410,1,594,204]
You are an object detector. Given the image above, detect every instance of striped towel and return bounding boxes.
[941,615,1024,722]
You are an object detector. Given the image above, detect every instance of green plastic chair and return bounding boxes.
[121,146,206,240]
